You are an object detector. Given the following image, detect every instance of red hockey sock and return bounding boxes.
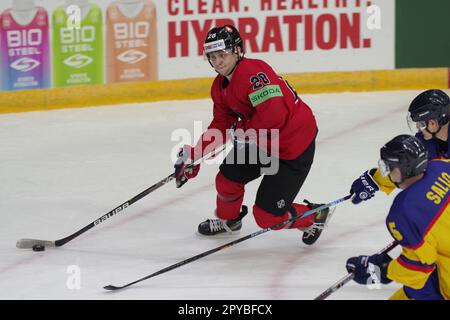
[215,172,245,220]
[289,203,315,229]
[253,203,314,230]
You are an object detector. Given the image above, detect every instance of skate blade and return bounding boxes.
[322,206,337,228]
[195,230,241,239]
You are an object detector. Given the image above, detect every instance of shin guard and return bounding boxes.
[215,172,245,220]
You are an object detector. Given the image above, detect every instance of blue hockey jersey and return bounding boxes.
[385,159,450,299]
[415,125,450,159]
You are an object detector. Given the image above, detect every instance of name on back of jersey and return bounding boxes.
[426,172,450,204]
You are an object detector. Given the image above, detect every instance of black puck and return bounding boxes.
[32,244,45,252]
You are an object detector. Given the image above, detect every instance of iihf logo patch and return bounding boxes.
[277,199,285,209]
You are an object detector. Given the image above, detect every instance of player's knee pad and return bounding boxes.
[216,172,245,220]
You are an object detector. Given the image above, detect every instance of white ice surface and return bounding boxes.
[2,89,448,300]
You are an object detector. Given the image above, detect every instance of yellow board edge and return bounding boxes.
[0,68,448,114]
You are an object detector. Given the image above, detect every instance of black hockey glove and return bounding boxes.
[346,253,393,285]
[350,169,379,204]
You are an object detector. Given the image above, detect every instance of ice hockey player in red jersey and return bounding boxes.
[174,25,331,245]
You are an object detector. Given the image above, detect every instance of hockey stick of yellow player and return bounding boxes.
[314,240,398,300]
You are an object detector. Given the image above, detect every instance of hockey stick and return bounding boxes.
[16,145,227,250]
[314,240,398,300]
[103,194,352,291]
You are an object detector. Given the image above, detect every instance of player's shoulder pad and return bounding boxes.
[239,59,284,108]
[386,192,423,247]
[430,158,450,164]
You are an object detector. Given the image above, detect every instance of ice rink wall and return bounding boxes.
[0,0,449,113]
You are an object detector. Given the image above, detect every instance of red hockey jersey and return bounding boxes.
[194,57,318,161]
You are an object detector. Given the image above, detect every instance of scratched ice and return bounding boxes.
[2,89,447,299]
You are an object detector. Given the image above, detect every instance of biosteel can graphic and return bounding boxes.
[106,0,157,83]
[0,1,50,91]
[52,1,103,87]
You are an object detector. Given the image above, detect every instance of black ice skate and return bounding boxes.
[198,206,248,236]
[301,200,334,245]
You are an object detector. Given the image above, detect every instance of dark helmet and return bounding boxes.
[203,25,244,58]
[379,135,428,180]
[408,89,450,126]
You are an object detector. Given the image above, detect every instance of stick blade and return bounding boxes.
[104,285,122,291]
[16,238,55,249]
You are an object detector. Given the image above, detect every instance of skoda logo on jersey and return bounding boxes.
[117,50,147,64]
[64,54,93,68]
[10,57,40,72]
